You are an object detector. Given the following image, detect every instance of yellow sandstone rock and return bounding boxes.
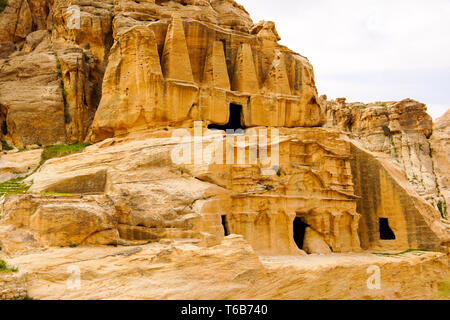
[0,0,448,300]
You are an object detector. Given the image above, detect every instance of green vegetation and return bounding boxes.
[258,182,275,192]
[1,140,13,151]
[372,249,432,257]
[0,143,89,196]
[390,136,399,158]
[64,109,70,124]
[39,191,72,196]
[0,176,30,196]
[69,244,77,248]
[83,52,89,62]
[40,143,91,165]
[418,143,423,151]
[0,259,18,274]
[437,200,448,219]
[438,279,450,299]
[382,125,391,137]
[0,0,8,14]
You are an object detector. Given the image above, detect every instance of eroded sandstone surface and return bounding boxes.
[0,0,448,300]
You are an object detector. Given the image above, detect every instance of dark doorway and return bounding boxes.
[379,218,396,240]
[0,106,7,136]
[208,104,244,132]
[293,217,309,249]
[1,120,7,136]
[221,215,230,236]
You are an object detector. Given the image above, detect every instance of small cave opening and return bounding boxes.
[293,217,309,250]
[208,104,244,132]
[0,106,8,136]
[221,215,230,236]
[1,119,7,136]
[379,218,396,240]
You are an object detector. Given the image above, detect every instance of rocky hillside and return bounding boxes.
[322,97,448,219]
[0,0,448,300]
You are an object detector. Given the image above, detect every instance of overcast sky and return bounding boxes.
[239,0,450,119]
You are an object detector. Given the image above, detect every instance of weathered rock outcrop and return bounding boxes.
[0,36,66,148]
[0,0,321,147]
[0,0,114,146]
[431,110,450,218]
[350,141,449,252]
[0,148,42,182]
[8,128,361,255]
[1,194,119,246]
[0,0,448,301]
[323,97,447,218]
[1,237,448,300]
[90,0,321,141]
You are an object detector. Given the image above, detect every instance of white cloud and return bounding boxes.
[238,0,450,119]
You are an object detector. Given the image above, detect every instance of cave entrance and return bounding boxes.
[221,215,230,236]
[379,218,396,240]
[293,217,309,250]
[1,119,7,136]
[208,104,244,132]
[0,105,7,136]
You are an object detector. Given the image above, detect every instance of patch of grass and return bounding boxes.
[372,249,432,257]
[438,280,450,299]
[390,136,399,158]
[418,143,423,151]
[39,191,72,196]
[0,259,18,273]
[40,143,91,165]
[0,176,30,196]
[83,52,89,62]
[64,109,70,124]
[437,200,448,219]
[258,182,275,192]
[0,0,8,14]
[1,140,13,151]
[69,244,77,248]
[23,295,37,300]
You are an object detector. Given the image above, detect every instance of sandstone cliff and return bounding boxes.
[323,97,448,220]
[0,0,448,300]
[0,0,321,148]
[431,110,450,218]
